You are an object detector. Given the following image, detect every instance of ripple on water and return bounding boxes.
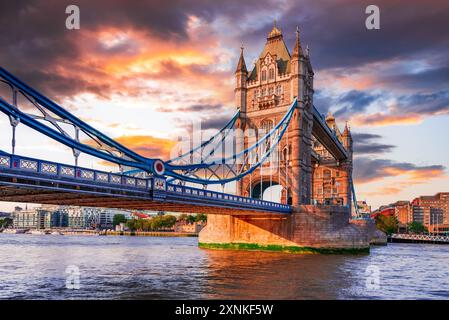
[0,234,448,299]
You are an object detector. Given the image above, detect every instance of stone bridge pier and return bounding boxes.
[199,205,383,254]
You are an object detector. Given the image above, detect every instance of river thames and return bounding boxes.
[1,233,448,300]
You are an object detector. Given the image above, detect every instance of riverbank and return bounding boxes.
[0,229,198,237]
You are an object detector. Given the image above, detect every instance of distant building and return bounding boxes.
[12,209,40,229]
[174,221,205,233]
[131,212,151,220]
[356,200,371,216]
[412,205,424,224]
[99,209,116,229]
[392,201,412,226]
[412,193,449,224]
[371,206,394,219]
[375,192,449,233]
[12,209,64,229]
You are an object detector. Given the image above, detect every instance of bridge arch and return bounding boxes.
[244,174,291,204]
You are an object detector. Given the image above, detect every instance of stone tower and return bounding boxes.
[235,23,314,206]
[311,113,353,209]
[199,23,377,253]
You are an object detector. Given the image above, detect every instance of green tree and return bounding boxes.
[186,215,196,224]
[375,215,398,235]
[162,215,177,229]
[195,213,207,223]
[113,214,127,227]
[178,214,188,222]
[407,221,427,234]
[0,217,13,228]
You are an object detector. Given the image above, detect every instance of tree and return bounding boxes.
[113,214,127,227]
[0,217,13,228]
[407,221,427,234]
[186,215,196,224]
[195,213,207,223]
[375,215,398,235]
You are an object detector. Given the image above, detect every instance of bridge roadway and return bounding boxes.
[0,152,291,216]
[312,105,348,162]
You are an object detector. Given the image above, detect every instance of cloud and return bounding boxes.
[156,102,225,114]
[114,135,176,160]
[350,90,449,126]
[352,132,395,155]
[276,0,449,70]
[83,134,176,165]
[333,90,381,118]
[354,157,445,184]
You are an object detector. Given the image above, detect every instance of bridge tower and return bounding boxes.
[235,23,314,206]
[311,114,353,210]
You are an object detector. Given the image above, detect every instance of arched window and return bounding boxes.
[261,119,274,132]
[261,70,267,81]
[269,68,275,80]
[269,87,274,95]
[260,119,274,150]
[276,85,282,95]
[254,89,259,99]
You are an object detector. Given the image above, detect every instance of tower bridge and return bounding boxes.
[0,24,383,253]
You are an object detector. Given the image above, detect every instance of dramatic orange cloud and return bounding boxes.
[356,165,446,196]
[114,135,176,160]
[351,113,423,127]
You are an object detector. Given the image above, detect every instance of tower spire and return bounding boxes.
[235,45,247,73]
[292,26,303,57]
[267,19,282,39]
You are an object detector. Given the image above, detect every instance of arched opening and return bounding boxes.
[250,181,285,203]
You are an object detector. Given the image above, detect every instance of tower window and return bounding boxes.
[261,70,267,81]
[261,119,274,131]
[276,85,282,95]
[269,68,275,80]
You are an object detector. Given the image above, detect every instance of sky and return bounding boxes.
[0,0,448,211]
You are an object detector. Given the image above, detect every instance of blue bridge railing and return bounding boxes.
[0,151,291,213]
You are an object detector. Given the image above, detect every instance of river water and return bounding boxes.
[1,233,448,300]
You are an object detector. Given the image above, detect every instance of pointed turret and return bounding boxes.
[235,46,248,114]
[325,111,335,122]
[267,19,282,40]
[343,122,351,137]
[292,26,303,58]
[235,46,247,73]
[342,121,353,152]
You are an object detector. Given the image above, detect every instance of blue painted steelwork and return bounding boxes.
[0,150,151,191]
[0,67,349,196]
[0,151,291,214]
[166,98,297,185]
[0,67,292,185]
[167,110,240,164]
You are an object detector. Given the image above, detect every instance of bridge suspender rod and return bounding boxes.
[249,171,252,198]
[285,126,289,201]
[270,151,273,201]
[260,163,262,200]
[278,142,281,203]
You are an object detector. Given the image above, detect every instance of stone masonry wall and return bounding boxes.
[199,205,371,251]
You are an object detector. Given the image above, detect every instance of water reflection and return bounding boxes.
[202,249,363,299]
[1,234,449,299]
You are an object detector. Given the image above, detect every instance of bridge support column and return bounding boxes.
[199,206,372,254]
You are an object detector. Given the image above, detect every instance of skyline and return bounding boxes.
[1,0,449,210]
